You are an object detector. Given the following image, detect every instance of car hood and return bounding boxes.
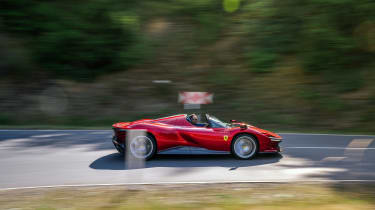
[231,123,281,138]
[249,125,281,138]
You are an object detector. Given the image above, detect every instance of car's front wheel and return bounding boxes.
[128,134,157,160]
[231,134,258,159]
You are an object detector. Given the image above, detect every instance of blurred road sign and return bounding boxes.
[178,92,213,104]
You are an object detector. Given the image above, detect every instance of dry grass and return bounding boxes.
[0,183,374,210]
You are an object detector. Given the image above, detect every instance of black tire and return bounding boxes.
[231,134,258,160]
[128,133,157,161]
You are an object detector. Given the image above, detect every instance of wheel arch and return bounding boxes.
[146,131,156,141]
[146,131,158,150]
[128,123,158,143]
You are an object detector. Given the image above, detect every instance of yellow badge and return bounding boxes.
[224,135,228,141]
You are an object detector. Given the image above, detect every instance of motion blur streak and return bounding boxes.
[1,0,375,208]
[0,0,374,133]
[0,131,374,189]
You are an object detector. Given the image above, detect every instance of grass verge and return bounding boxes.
[1,183,375,210]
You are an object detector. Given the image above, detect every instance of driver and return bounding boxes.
[189,114,208,127]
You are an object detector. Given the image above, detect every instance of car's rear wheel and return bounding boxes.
[128,134,157,160]
[231,134,258,159]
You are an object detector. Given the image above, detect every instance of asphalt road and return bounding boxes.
[0,130,374,189]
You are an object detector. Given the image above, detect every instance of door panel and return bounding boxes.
[178,127,230,151]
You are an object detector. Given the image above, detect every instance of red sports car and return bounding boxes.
[112,113,282,160]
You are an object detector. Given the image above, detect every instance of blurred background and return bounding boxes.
[1,0,375,132]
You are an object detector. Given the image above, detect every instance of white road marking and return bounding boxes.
[346,139,373,148]
[31,133,70,138]
[321,157,347,162]
[283,167,346,175]
[285,147,375,150]
[317,139,374,162]
[280,132,374,137]
[89,131,111,135]
[344,139,374,162]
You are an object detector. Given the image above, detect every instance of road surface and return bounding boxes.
[0,130,374,189]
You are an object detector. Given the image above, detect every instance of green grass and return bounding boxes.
[0,183,375,210]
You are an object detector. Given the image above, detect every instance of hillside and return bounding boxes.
[1,0,375,132]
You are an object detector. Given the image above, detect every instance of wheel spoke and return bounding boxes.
[233,136,256,159]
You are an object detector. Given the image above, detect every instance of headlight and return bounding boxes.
[269,137,282,142]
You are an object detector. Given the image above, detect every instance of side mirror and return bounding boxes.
[240,124,247,129]
[230,119,237,123]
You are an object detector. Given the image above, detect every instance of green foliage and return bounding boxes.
[2,0,375,84]
[0,0,145,80]
[298,88,321,101]
[318,97,346,113]
[0,0,230,80]
[245,0,375,92]
[247,49,277,73]
[245,0,303,73]
[207,68,237,86]
[325,70,364,93]
[193,13,225,43]
[1,0,375,132]
[0,114,13,125]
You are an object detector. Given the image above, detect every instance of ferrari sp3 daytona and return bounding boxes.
[112,113,282,160]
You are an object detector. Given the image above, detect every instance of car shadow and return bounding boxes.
[89,152,283,170]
